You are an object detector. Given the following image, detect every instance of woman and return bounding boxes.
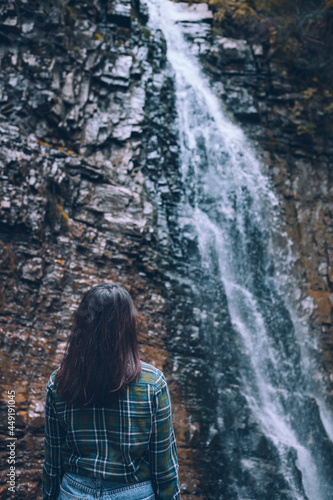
[43,283,180,500]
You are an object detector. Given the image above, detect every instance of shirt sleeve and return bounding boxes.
[43,380,66,500]
[149,375,181,500]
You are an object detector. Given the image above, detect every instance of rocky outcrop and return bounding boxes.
[0,1,202,498]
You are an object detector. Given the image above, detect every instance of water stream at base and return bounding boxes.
[146,1,333,498]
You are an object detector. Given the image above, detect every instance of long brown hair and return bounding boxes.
[56,283,141,406]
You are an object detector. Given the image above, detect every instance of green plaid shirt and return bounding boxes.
[43,361,180,500]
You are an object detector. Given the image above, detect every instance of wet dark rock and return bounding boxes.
[215,37,253,65]
[176,3,213,23]
[107,0,132,28]
[134,0,149,25]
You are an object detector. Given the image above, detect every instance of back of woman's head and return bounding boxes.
[56,283,141,406]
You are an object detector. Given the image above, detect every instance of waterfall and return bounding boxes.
[146,1,333,498]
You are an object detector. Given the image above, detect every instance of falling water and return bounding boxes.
[147,1,333,498]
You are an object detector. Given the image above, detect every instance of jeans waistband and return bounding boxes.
[64,472,152,495]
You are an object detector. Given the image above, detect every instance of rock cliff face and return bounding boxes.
[0,1,201,498]
[1,0,333,499]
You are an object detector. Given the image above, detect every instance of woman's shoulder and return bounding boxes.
[137,361,168,390]
[46,367,60,391]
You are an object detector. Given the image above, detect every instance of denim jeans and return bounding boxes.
[59,472,155,500]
